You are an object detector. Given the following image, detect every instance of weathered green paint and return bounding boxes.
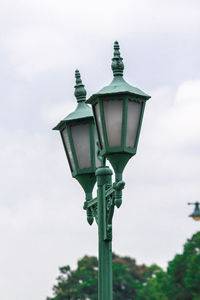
[87,42,151,182]
[54,71,93,128]
[53,42,151,300]
[107,153,131,181]
[88,75,150,101]
[86,41,150,102]
[96,166,113,300]
[111,40,124,77]
[53,70,97,225]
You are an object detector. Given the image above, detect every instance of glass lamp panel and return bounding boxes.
[94,103,104,148]
[94,129,101,168]
[61,128,75,172]
[71,123,91,169]
[126,100,142,148]
[103,99,123,148]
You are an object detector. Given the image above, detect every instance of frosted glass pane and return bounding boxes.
[61,128,75,172]
[95,130,101,168]
[94,103,104,148]
[126,101,142,148]
[103,100,123,147]
[71,123,91,169]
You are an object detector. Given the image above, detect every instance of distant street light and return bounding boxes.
[188,202,200,221]
[53,41,151,300]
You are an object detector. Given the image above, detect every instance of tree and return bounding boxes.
[138,231,200,300]
[183,232,200,299]
[112,253,148,299]
[137,264,168,300]
[47,254,150,300]
[166,231,200,300]
[47,232,200,300]
[47,256,98,300]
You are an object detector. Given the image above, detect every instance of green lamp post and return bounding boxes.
[53,42,151,300]
[188,202,200,221]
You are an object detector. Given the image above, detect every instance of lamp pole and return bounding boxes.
[53,42,151,300]
[96,165,113,300]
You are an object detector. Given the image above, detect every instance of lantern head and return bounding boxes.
[53,70,100,196]
[87,41,151,180]
[189,202,200,221]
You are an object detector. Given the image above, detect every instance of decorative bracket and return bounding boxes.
[83,143,125,240]
[84,197,98,225]
[85,179,125,241]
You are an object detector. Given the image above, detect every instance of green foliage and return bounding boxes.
[112,254,147,300]
[137,263,168,300]
[184,232,200,298]
[164,232,200,300]
[48,256,98,300]
[138,231,200,300]
[47,254,149,300]
[47,232,200,300]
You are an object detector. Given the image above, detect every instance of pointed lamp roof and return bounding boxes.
[87,41,151,104]
[53,70,93,130]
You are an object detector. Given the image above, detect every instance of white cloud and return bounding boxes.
[0,77,200,299]
[151,80,200,149]
[0,0,200,298]
[41,101,77,125]
[1,0,200,79]
[113,79,200,267]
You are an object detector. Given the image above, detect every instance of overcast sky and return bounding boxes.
[1,0,200,299]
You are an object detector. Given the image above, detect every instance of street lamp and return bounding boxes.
[87,42,150,185]
[53,70,100,225]
[53,42,151,300]
[188,202,200,221]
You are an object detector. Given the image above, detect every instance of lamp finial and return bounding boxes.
[74,70,86,102]
[111,41,124,77]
